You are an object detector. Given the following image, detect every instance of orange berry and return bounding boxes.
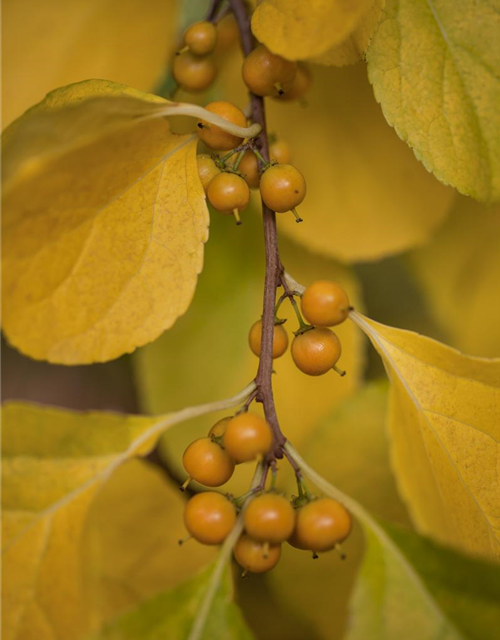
[248,320,288,358]
[244,493,296,543]
[173,52,216,92]
[208,416,232,438]
[223,413,273,463]
[278,63,312,101]
[215,14,239,53]
[182,437,235,486]
[183,21,217,56]
[197,154,220,192]
[260,164,306,213]
[291,328,341,376]
[184,492,236,544]
[234,534,281,573]
[269,140,292,164]
[293,498,352,552]
[301,281,350,327]
[242,44,297,97]
[197,101,247,150]
[207,172,250,215]
[237,150,260,188]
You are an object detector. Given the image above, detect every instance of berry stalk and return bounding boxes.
[229,0,285,456]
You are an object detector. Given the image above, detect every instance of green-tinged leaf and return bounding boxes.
[350,312,500,560]
[347,521,500,640]
[1,386,254,640]
[269,382,410,640]
[287,444,500,640]
[2,79,209,364]
[92,565,254,640]
[367,0,500,201]
[133,211,364,497]
[409,197,500,357]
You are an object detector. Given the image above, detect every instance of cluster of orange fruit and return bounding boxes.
[250,280,351,376]
[174,20,312,225]
[181,413,351,574]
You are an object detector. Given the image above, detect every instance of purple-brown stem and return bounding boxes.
[229,0,286,457]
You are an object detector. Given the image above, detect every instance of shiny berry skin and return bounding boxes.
[207,173,250,214]
[260,164,306,213]
[223,413,273,463]
[293,498,352,552]
[244,494,296,543]
[291,328,341,376]
[172,52,216,92]
[248,320,288,358]
[234,534,281,573]
[269,140,292,165]
[182,437,235,486]
[183,21,217,55]
[208,416,232,438]
[278,63,312,102]
[242,44,297,97]
[237,150,260,188]
[301,281,350,327]
[183,492,236,545]
[197,154,220,192]
[197,101,247,150]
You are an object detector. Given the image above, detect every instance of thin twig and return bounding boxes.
[229,0,286,457]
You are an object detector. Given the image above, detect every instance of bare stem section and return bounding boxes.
[229,0,286,456]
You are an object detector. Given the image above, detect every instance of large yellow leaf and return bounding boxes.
[1,0,179,128]
[366,0,500,202]
[251,0,375,61]
[2,80,210,364]
[350,312,500,560]
[266,64,454,261]
[409,197,500,358]
[1,386,254,640]
[134,211,365,497]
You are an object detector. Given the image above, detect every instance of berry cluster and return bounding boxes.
[183,39,310,225]
[249,279,351,376]
[175,6,354,581]
[182,412,273,490]
[173,16,239,92]
[181,418,351,575]
[195,99,307,225]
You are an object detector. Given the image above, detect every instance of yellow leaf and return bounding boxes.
[251,0,375,61]
[1,0,179,128]
[314,0,385,67]
[1,80,209,364]
[366,0,500,202]
[350,312,500,560]
[265,64,454,261]
[409,197,500,358]
[1,385,254,640]
[133,213,365,497]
